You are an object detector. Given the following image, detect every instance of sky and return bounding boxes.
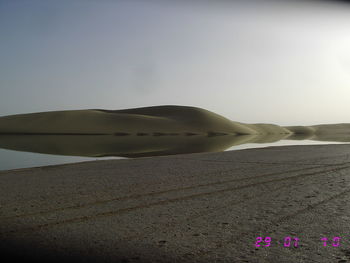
[1,0,350,126]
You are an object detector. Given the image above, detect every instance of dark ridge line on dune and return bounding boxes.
[153,132,167,136]
[136,132,148,136]
[3,164,350,235]
[149,132,200,136]
[207,132,228,137]
[113,132,130,136]
[0,132,109,135]
[0,163,335,221]
[0,131,226,136]
[185,132,198,136]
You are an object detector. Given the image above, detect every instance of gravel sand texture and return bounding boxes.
[1,144,350,262]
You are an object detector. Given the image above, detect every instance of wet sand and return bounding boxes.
[1,144,350,262]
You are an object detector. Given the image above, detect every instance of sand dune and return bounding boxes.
[0,105,296,136]
[0,106,256,135]
[0,105,349,157]
[308,123,350,142]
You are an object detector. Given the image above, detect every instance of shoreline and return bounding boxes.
[0,140,348,173]
[1,144,350,262]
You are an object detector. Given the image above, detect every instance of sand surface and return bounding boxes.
[1,144,350,262]
[0,106,257,135]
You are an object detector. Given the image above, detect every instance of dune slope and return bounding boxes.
[0,105,349,143]
[0,105,263,136]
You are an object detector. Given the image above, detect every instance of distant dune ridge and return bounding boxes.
[0,106,255,135]
[0,105,349,157]
[0,105,349,139]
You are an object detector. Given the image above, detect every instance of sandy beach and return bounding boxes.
[2,0,350,261]
[1,144,350,262]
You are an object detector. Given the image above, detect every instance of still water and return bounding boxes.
[0,134,346,171]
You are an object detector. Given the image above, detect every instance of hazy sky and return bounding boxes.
[1,0,350,125]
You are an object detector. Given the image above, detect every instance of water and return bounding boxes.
[0,137,347,171]
[0,148,123,171]
[227,139,347,151]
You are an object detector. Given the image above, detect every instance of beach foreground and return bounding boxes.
[1,144,350,262]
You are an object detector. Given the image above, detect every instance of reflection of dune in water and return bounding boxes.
[0,105,349,157]
[0,134,257,158]
[285,124,350,142]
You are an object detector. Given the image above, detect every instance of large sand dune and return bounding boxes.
[0,105,294,136]
[0,105,349,157]
[0,106,256,135]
